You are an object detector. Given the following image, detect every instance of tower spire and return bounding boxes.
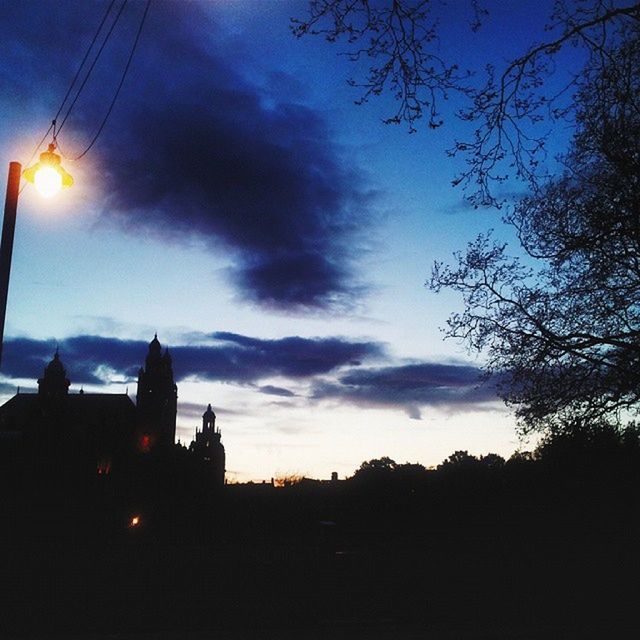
[136,335,178,449]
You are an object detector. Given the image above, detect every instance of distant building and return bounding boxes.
[189,404,226,486]
[0,348,136,479]
[0,336,225,485]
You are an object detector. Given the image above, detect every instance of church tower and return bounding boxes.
[136,335,177,450]
[189,404,225,486]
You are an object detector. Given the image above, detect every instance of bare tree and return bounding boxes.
[292,0,479,131]
[296,2,640,432]
[292,1,640,205]
[429,30,640,433]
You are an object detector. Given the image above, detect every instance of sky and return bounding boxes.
[0,0,579,481]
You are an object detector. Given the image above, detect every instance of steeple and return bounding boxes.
[202,403,216,432]
[38,351,70,400]
[136,335,178,449]
[189,402,225,486]
[146,333,162,368]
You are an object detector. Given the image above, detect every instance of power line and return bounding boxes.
[22,123,53,176]
[57,0,129,136]
[53,0,118,126]
[22,0,118,170]
[22,0,152,172]
[74,0,152,160]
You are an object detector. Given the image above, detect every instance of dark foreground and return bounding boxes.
[1,454,639,639]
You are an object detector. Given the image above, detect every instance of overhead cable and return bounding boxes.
[57,0,129,136]
[22,0,118,170]
[74,0,152,160]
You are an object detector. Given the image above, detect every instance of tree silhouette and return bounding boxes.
[534,420,640,471]
[478,452,505,470]
[352,456,398,478]
[430,30,640,434]
[437,450,480,471]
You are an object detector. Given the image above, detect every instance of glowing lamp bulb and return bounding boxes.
[34,165,63,198]
[22,143,74,197]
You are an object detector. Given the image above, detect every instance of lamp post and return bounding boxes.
[0,162,22,368]
[0,146,73,367]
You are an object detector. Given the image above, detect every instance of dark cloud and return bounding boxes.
[0,338,57,381]
[1,335,502,418]
[1,336,147,386]
[0,1,376,311]
[258,385,296,398]
[178,401,239,421]
[312,362,501,418]
[210,332,382,378]
[1,333,383,387]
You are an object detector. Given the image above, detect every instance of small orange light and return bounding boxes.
[129,515,141,527]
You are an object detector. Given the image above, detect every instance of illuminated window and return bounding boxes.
[97,458,112,475]
[139,434,152,453]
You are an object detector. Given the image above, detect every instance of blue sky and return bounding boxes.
[0,0,579,480]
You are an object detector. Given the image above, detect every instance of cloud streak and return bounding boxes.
[1,333,384,387]
[1,335,502,418]
[312,362,501,419]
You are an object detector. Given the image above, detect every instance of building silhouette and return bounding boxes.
[189,403,225,486]
[136,333,178,452]
[0,336,225,485]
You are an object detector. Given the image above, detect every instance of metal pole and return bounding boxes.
[0,162,21,368]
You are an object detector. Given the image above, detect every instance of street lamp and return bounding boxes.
[23,144,74,197]
[0,145,73,366]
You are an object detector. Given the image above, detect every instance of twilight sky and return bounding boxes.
[0,0,577,481]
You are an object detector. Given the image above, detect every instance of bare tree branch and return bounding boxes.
[430,31,640,432]
[293,1,640,205]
